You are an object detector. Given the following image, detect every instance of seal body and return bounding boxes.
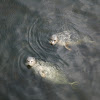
[56,31,80,45]
[50,31,94,50]
[26,57,78,86]
[50,31,81,50]
[31,60,68,84]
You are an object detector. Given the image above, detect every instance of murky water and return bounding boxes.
[0,0,100,100]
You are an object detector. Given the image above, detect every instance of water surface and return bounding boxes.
[0,0,100,100]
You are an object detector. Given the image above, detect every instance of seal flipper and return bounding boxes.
[65,43,72,51]
[39,70,46,78]
[69,81,79,89]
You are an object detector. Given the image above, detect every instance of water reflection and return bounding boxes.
[0,0,100,100]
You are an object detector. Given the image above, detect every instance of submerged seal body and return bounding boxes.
[26,57,78,87]
[49,31,94,50]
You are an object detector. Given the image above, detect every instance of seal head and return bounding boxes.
[26,57,36,67]
[49,35,58,45]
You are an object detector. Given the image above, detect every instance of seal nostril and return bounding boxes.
[50,43,53,45]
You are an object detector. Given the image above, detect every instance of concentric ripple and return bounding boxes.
[27,18,43,58]
[12,50,27,81]
[27,18,57,57]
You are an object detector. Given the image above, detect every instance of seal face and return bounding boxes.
[26,57,36,67]
[49,34,58,45]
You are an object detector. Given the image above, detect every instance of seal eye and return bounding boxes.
[27,60,29,62]
[53,40,56,42]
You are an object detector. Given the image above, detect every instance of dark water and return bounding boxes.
[0,0,100,100]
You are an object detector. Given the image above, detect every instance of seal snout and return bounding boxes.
[49,40,55,45]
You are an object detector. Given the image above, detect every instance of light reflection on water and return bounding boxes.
[0,0,100,100]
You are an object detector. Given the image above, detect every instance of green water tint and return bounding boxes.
[31,60,79,88]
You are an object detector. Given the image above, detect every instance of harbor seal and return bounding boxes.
[49,31,94,50]
[26,56,78,87]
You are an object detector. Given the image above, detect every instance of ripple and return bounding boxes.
[11,44,33,80]
[12,51,25,80]
[27,18,43,59]
[27,18,58,61]
[36,30,55,53]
